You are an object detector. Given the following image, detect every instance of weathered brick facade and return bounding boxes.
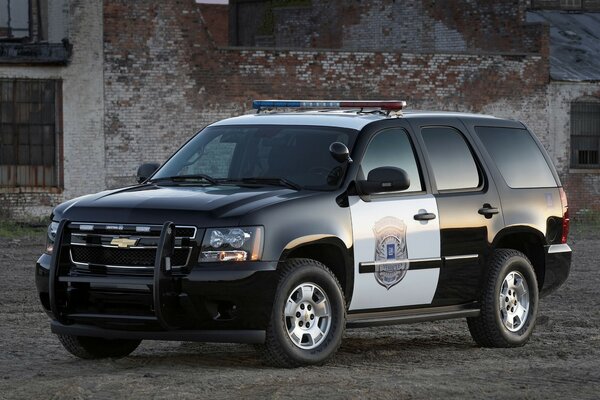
[0,0,104,220]
[1,0,598,219]
[103,0,551,185]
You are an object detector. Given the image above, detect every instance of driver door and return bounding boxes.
[348,126,441,311]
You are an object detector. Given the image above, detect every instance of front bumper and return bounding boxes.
[36,221,279,342]
[541,243,572,297]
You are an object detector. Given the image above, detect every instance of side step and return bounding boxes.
[51,321,266,344]
[346,303,480,328]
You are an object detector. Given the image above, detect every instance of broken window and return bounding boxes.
[0,79,62,187]
[571,100,600,169]
[0,0,30,40]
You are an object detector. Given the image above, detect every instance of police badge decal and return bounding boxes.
[373,216,409,290]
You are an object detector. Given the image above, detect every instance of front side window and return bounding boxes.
[421,126,480,191]
[154,125,357,191]
[570,100,600,169]
[0,79,60,188]
[360,128,423,193]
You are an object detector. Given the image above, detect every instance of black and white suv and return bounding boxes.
[36,100,571,367]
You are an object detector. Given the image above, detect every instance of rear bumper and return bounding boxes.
[541,243,571,297]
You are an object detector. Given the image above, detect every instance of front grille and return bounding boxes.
[71,246,190,267]
[67,222,197,274]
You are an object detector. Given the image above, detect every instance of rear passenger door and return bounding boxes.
[348,124,442,311]
[410,119,505,306]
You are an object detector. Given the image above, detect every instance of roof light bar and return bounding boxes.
[252,100,407,111]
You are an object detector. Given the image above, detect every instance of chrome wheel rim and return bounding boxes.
[499,271,530,332]
[284,282,332,350]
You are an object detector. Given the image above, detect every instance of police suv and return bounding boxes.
[36,100,571,367]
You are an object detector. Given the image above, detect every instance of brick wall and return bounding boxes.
[547,82,600,214]
[6,0,598,218]
[103,0,550,185]
[232,0,547,54]
[0,0,104,220]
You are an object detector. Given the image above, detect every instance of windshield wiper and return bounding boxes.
[224,177,301,191]
[148,174,218,185]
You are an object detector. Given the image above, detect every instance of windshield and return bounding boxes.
[152,124,358,190]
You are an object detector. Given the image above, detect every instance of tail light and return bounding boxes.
[559,188,569,244]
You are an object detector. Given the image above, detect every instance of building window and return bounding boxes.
[571,100,600,169]
[0,0,30,40]
[560,0,582,10]
[0,79,62,188]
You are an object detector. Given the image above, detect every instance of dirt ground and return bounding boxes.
[0,231,598,400]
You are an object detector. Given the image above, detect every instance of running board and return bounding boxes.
[51,321,265,344]
[346,303,480,328]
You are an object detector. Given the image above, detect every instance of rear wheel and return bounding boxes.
[467,249,539,347]
[57,334,141,359]
[263,258,345,367]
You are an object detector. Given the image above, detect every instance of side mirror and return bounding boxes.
[329,142,353,163]
[136,163,160,183]
[357,167,410,195]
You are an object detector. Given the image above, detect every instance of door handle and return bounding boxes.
[414,212,436,221]
[478,204,499,219]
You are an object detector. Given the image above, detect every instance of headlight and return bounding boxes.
[45,221,59,254]
[199,226,263,262]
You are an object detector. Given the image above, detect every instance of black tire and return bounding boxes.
[467,249,539,348]
[57,334,141,359]
[263,258,346,368]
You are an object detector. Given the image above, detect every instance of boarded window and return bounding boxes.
[0,79,61,187]
[571,101,600,169]
[0,0,30,40]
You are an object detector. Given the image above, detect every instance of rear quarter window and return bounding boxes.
[475,126,556,188]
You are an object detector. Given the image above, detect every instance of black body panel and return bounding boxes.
[35,111,572,345]
[408,117,505,306]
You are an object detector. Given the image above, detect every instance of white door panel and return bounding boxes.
[348,194,441,311]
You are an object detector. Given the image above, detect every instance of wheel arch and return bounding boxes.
[492,226,546,291]
[280,236,354,304]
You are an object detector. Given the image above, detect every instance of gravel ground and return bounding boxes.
[0,232,598,400]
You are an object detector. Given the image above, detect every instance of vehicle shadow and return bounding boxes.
[115,333,478,369]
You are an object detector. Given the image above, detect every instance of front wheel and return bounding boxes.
[57,334,141,359]
[467,249,539,347]
[263,258,346,367]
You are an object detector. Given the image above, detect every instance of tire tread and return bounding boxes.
[57,334,141,359]
[263,258,346,368]
[467,248,537,348]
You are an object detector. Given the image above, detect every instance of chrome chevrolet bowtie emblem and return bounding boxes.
[110,238,138,248]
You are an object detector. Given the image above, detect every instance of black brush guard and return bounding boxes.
[48,220,265,343]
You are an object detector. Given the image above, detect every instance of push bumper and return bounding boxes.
[541,243,572,297]
[36,221,279,343]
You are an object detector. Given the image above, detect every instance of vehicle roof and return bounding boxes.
[210,110,503,130]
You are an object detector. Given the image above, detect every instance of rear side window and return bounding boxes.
[475,127,556,188]
[421,127,480,191]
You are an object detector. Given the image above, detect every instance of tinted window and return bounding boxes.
[361,128,423,193]
[475,126,556,188]
[421,127,480,191]
[154,125,357,191]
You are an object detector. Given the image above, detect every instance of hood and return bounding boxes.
[54,184,321,226]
